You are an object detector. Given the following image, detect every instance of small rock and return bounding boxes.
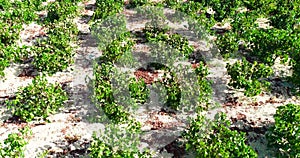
[70,144,76,151]
[212,22,232,31]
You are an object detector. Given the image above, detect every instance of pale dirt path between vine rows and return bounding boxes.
[0,0,300,157]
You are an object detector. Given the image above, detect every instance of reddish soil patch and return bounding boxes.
[191,63,199,69]
[236,112,247,121]
[247,101,264,107]
[134,62,201,84]
[133,68,159,84]
[265,97,285,104]
[144,111,182,130]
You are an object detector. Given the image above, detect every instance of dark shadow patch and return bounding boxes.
[3,116,27,124]
[78,34,99,47]
[160,137,186,158]
[267,77,294,99]
[47,138,91,158]
[85,3,96,10]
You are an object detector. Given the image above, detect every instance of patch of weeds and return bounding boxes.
[0,0,46,78]
[144,23,169,42]
[144,31,194,60]
[166,33,194,58]
[194,0,243,22]
[0,21,22,46]
[0,46,12,78]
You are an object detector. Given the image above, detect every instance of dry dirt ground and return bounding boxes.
[0,0,299,158]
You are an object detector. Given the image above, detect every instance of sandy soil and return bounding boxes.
[0,1,299,158]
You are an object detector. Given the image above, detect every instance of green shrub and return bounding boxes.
[0,126,32,158]
[141,6,169,38]
[166,33,194,58]
[230,10,258,33]
[126,0,150,8]
[89,137,151,158]
[32,21,77,75]
[144,27,193,58]
[44,0,80,24]
[91,15,128,50]
[164,0,183,9]
[93,62,114,104]
[191,0,242,22]
[244,28,292,65]
[177,1,202,17]
[93,0,124,20]
[0,44,33,78]
[0,21,22,46]
[143,22,169,42]
[0,0,40,78]
[7,75,68,122]
[184,112,257,158]
[291,60,300,91]
[194,62,212,109]
[93,62,130,123]
[92,61,143,126]
[215,31,239,59]
[0,0,38,24]
[128,78,150,104]
[266,104,300,157]
[89,124,151,158]
[268,1,300,30]
[158,71,182,110]
[226,57,273,96]
[240,0,275,14]
[101,33,134,62]
[0,45,12,78]
[23,0,47,11]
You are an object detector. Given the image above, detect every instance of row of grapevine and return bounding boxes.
[0,0,299,157]
[89,0,300,157]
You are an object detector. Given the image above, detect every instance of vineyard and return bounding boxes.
[0,0,299,157]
